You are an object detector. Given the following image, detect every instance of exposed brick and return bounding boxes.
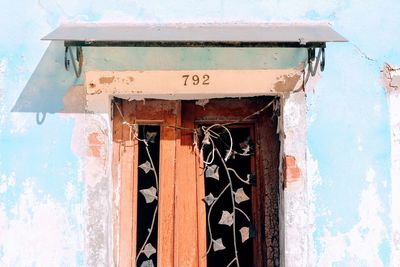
[88,132,104,145]
[284,155,301,187]
[285,155,296,167]
[87,132,105,157]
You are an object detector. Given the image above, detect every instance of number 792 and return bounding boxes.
[182,74,210,86]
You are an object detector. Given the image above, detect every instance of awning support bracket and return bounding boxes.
[65,46,83,78]
[307,47,325,76]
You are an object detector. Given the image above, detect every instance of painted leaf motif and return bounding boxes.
[139,161,152,174]
[140,259,155,267]
[203,193,216,206]
[146,132,157,143]
[140,187,157,203]
[213,238,226,251]
[205,165,219,180]
[239,227,250,243]
[202,131,211,145]
[234,188,250,204]
[241,145,251,155]
[240,137,253,155]
[143,243,156,258]
[218,210,234,226]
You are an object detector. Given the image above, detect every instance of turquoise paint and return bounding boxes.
[1,0,399,265]
[309,43,392,261]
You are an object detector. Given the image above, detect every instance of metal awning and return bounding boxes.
[41,23,347,78]
[42,23,347,48]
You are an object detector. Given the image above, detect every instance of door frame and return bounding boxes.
[111,97,280,266]
[83,69,309,267]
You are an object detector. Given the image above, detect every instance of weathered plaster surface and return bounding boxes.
[1,0,399,266]
[85,69,302,100]
[382,65,400,266]
[281,90,310,267]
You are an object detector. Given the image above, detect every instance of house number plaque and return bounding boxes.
[86,69,302,97]
[182,74,210,86]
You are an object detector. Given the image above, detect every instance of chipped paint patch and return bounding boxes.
[306,149,322,266]
[317,168,387,266]
[0,179,82,266]
[99,76,115,84]
[0,172,16,194]
[87,132,106,158]
[274,73,301,92]
[381,64,400,266]
[281,91,309,266]
[284,155,301,186]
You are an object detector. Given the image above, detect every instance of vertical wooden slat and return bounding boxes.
[112,99,123,266]
[196,149,207,267]
[157,101,178,267]
[112,141,120,266]
[131,143,139,266]
[119,143,136,267]
[118,100,137,267]
[175,102,199,267]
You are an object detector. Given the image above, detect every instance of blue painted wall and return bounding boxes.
[1,0,399,266]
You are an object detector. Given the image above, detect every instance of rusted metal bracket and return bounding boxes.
[307,47,325,76]
[64,46,83,78]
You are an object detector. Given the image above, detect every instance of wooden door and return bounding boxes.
[113,97,280,267]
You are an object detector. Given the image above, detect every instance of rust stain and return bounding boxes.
[99,76,115,84]
[283,155,301,187]
[273,74,301,92]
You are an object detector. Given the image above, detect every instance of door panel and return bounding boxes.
[182,97,278,267]
[113,97,280,267]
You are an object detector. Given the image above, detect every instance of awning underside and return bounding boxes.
[42,23,347,47]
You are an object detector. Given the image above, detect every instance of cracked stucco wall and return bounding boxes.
[382,65,400,266]
[1,0,399,266]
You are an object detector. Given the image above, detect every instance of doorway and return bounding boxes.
[112,97,280,267]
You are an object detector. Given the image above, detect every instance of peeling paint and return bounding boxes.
[85,69,303,100]
[274,73,302,92]
[284,155,301,186]
[0,179,82,266]
[317,168,387,266]
[99,76,115,84]
[381,64,400,266]
[1,1,398,265]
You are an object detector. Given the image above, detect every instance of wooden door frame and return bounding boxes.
[84,68,310,267]
[112,97,280,266]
